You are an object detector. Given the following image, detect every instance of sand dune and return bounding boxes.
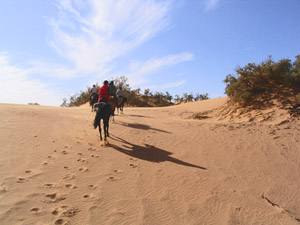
[1,98,300,225]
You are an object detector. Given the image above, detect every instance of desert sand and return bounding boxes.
[1,97,300,225]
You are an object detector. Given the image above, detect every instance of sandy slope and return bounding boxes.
[1,98,300,225]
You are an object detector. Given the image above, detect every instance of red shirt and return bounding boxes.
[98,84,109,102]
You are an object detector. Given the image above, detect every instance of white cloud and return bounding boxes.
[49,0,172,75]
[128,52,194,86]
[0,54,63,106]
[144,80,187,91]
[1,1,195,106]
[204,0,220,11]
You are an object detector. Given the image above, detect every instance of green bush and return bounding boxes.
[224,55,300,107]
[61,75,209,107]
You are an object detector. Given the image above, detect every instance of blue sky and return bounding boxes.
[0,0,299,106]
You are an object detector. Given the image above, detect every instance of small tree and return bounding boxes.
[144,88,150,97]
[112,76,130,91]
[174,94,181,103]
[194,93,209,101]
[165,91,173,102]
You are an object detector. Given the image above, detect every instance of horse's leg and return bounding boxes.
[112,103,116,121]
[106,118,109,137]
[103,119,109,146]
[103,121,107,141]
[98,119,102,141]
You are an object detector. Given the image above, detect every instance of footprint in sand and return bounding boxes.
[46,193,57,199]
[0,186,7,194]
[129,158,137,161]
[62,174,76,180]
[25,170,32,174]
[88,147,97,151]
[89,206,97,212]
[63,166,70,170]
[62,208,80,217]
[77,153,83,156]
[77,158,87,163]
[30,208,41,214]
[44,183,55,188]
[65,184,77,189]
[55,218,69,225]
[44,193,66,203]
[113,169,122,173]
[88,184,97,190]
[42,162,48,166]
[53,206,80,219]
[129,163,137,168]
[52,206,68,216]
[61,150,68,155]
[83,194,94,200]
[90,154,99,158]
[17,177,28,183]
[79,167,89,172]
[107,176,117,181]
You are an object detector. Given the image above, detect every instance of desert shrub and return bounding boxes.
[224,55,300,107]
[112,75,130,91]
[61,75,209,107]
[194,93,209,101]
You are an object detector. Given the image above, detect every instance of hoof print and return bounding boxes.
[129,163,137,168]
[45,193,66,203]
[17,177,27,183]
[44,183,55,188]
[88,184,96,189]
[55,219,68,225]
[30,208,41,214]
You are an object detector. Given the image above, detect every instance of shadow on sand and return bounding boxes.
[115,121,171,134]
[126,114,151,118]
[110,136,207,170]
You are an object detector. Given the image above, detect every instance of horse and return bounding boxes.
[117,97,127,114]
[108,96,117,121]
[93,101,111,146]
[89,93,99,112]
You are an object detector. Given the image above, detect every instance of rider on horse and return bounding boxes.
[109,81,118,115]
[98,81,109,103]
[109,81,117,102]
[98,80,114,116]
[116,86,124,106]
[90,84,98,100]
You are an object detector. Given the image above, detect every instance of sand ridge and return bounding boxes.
[0,100,300,225]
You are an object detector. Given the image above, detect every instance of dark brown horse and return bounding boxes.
[89,93,99,112]
[93,101,111,146]
[117,97,127,114]
[108,96,117,121]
